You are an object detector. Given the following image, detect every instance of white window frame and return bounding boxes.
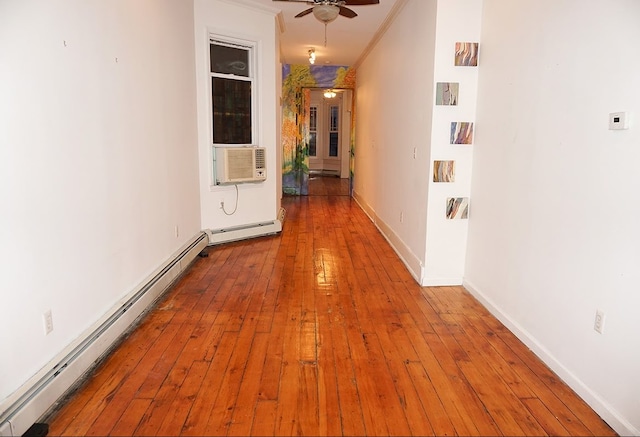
[209,34,258,148]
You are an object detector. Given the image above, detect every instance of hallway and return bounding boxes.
[46,194,615,436]
[307,174,350,197]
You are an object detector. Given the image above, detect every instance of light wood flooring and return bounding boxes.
[307,174,350,197]
[45,186,616,436]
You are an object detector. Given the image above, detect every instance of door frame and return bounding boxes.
[307,88,352,179]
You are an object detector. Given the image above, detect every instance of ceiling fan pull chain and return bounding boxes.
[324,22,328,47]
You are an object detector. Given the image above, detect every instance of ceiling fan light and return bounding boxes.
[313,4,340,23]
[324,89,337,99]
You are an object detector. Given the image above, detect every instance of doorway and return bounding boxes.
[281,65,356,196]
[307,89,351,196]
[307,89,351,178]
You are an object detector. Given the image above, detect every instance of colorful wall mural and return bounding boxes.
[281,64,356,195]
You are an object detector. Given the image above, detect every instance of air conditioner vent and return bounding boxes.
[215,147,267,185]
[255,148,266,169]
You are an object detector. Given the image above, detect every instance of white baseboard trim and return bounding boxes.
[462,279,638,437]
[0,232,209,437]
[421,276,463,286]
[352,190,423,283]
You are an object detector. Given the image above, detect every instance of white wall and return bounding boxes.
[194,0,280,230]
[424,0,481,285]
[355,0,480,286]
[356,0,639,432]
[0,0,201,403]
[465,1,640,434]
[354,0,437,280]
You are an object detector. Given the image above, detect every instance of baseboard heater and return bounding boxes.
[0,232,209,437]
[206,208,285,246]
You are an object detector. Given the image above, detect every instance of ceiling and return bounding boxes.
[245,0,402,66]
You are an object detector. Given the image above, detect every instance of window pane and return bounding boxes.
[309,106,317,157]
[330,106,339,131]
[210,43,249,77]
[212,77,252,144]
[310,106,317,131]
[329,106,339,156]
[329,133,338,157]
[309,132,317,157]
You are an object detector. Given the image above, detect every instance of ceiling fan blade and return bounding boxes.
[338,6,357,18]
[343,0,379,5]
[295,7,314,18]
[272,0,313,3]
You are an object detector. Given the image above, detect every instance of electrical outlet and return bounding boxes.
[609,112,629,130]
[43,310,53,335]
[413,147,417,159]
[594,310,605,334]
[220,201,224,209]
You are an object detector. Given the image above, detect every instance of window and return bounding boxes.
[309,106,318,157]
[328,105,339,157]
[210,37,256,145]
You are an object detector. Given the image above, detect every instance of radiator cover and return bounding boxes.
[206,210,284,245]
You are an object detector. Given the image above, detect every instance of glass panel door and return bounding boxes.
[328,105,339,158]
[308,92,323,172]
[308,89,341,174]
[309,105,318,158]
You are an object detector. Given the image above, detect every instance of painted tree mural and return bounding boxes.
[281,64,356,195]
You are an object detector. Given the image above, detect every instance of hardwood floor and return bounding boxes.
[46,193,616,436]
[307,174,350,196]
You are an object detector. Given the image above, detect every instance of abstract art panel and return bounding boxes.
[446,197,469,220]
[454,42,479,66]
[435,82,459,106]
[450,122,474,144]
[433,160,455,182]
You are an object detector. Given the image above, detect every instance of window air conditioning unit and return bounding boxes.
[215,147,267,185]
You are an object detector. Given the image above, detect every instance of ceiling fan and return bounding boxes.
[273,0,380,24]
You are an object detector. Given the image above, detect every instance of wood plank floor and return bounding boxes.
[308,174,350,196]
[46,190,616,436]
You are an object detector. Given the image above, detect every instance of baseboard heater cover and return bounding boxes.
[206,208,285,246]
[0,232,208,437]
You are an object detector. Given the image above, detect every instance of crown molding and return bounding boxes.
[353,0,408,69]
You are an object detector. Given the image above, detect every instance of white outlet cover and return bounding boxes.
[609,112,629,130]
[43,310,54,335]
[594,310,605,334]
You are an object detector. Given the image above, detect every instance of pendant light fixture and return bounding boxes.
[324,89,337,99]
[312,4,340,23]
[312,4,339,46]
